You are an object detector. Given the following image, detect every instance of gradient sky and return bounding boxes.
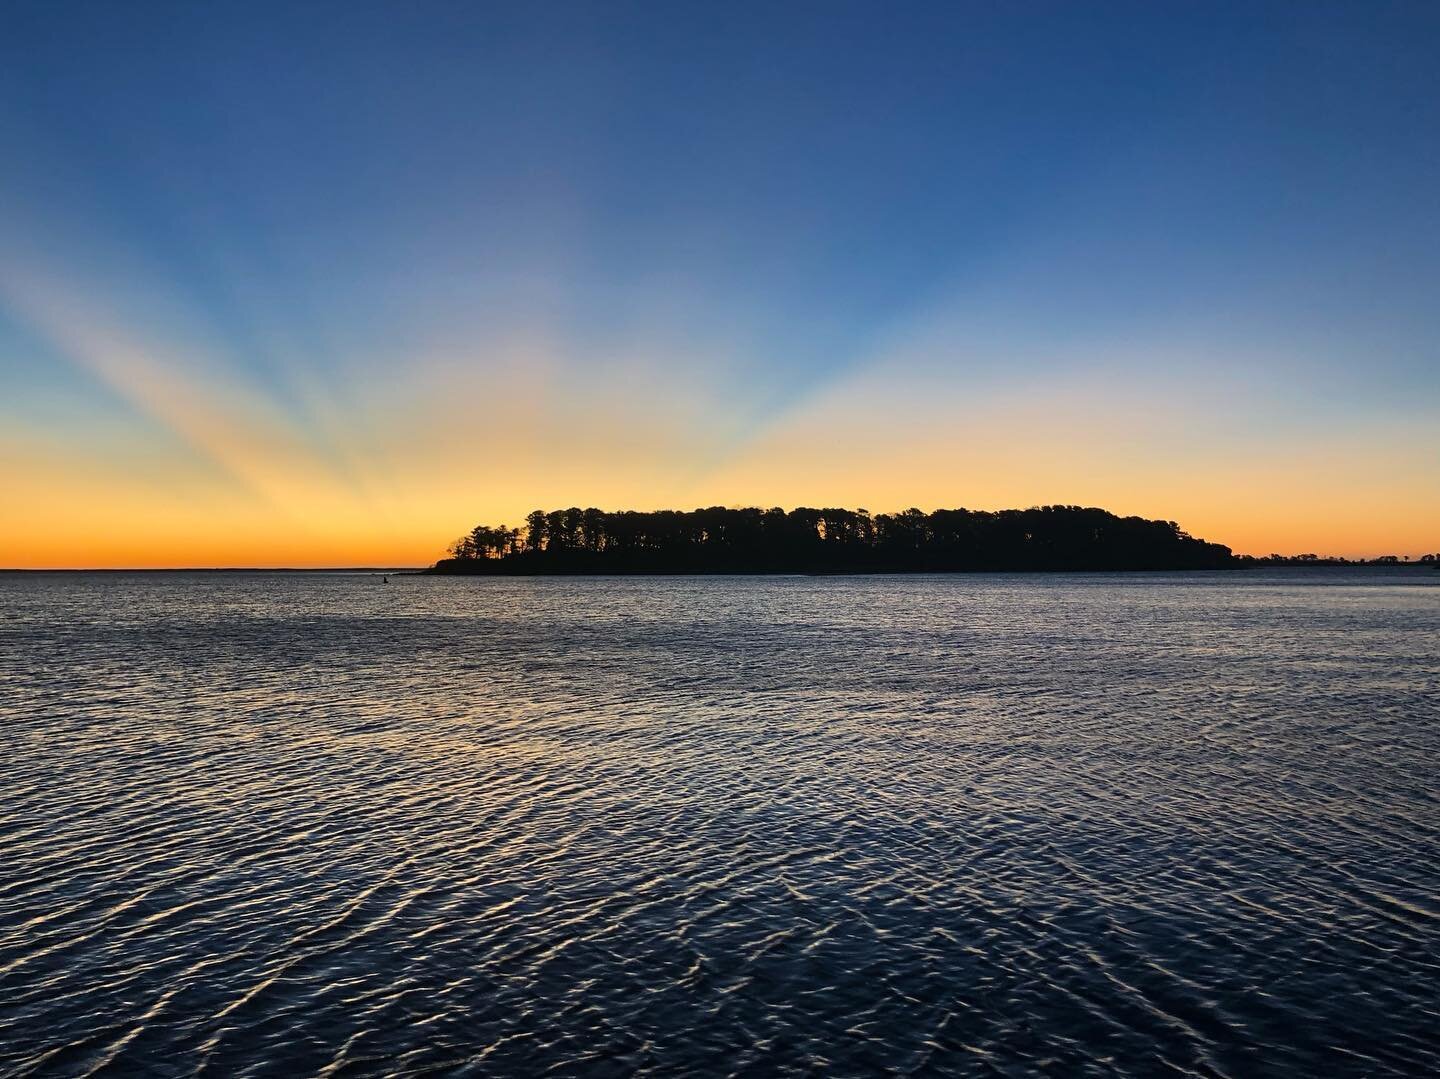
[2,1,1438,567]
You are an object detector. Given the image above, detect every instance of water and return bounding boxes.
[1,569,1437,1077]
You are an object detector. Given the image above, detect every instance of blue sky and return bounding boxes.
[2,2,1437,564]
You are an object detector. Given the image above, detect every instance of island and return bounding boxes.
[427,505,1237,574]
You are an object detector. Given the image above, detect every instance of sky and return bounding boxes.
[2,1,1437,567]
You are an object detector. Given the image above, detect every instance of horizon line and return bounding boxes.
[4,562,1434,574]
[0,566,426,573]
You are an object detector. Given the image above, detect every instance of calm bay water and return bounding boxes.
[1,569,1437,1077]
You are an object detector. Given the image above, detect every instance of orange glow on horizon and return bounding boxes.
[2,272,1434,569]
[5,458,1435,569]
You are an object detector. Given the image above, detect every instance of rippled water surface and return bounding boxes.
[2,569,1438,1077]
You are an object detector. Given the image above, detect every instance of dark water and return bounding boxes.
[1,570,1437,1077]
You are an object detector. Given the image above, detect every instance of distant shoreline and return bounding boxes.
[0,567,422,574]
[426,503,1422,576]
[426,562,1437,577]
[2,564,1432,575]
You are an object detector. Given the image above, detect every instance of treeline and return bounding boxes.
[1236,553,1438,566]
[429,505,1235,574]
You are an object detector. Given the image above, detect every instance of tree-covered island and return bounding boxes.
[428,505,1237,574]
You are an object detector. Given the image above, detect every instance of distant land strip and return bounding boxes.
[429,506,1440,576]
[428,504,1244,574]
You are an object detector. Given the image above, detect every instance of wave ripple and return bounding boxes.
[1,570,1437,1076]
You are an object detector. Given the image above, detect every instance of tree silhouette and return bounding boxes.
[430,505,1242,574]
